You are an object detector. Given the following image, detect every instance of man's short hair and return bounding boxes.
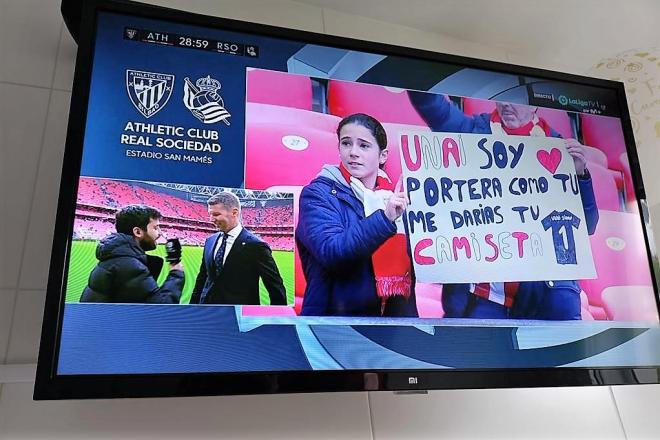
[207,192,241,211]
[115,205,162,235]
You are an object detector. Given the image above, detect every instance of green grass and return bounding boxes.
[66,240,295,305]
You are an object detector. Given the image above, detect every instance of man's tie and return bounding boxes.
[214,232,229,276]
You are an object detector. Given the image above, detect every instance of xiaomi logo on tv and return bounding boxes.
[408,376,418,385]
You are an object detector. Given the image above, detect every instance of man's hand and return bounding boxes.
[565,138,587,176]
[170,262,184,272]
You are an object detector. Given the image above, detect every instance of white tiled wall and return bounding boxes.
[322,8,509,63]
[368,387,627,440]
[0,84,52,291]
[1,0,659,438]
[0,383,373,439]
[18,90,70,291]
[612,384,660,440]
[0,290,15,364]
[0,0,62,88]
[148,0,325,31]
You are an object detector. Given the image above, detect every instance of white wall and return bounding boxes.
[2,1,660,438]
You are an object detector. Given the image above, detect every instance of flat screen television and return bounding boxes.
[35,0,660,399]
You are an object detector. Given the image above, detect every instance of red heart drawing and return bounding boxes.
[537,148,562,174]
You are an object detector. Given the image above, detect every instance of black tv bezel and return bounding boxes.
[34,0,660,400]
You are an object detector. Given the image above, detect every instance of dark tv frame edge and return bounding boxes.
[34,0,660,400]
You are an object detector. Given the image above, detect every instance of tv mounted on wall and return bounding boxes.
[35,0,660,399]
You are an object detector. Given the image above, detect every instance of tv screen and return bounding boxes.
[35,0,660,399]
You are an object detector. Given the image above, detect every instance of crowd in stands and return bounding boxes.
[78,178,209,220]
[242,206,294,226]
[72,217,115,240]
[74,178,294,250]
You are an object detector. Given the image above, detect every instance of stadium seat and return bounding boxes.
[582,145,608,168]
[327,80,428,125]
[380,122,431,183]
[246,68,313,110]
[580,113,628,172]
[587,305,608,321]
[535,108,574,139]
[579,210,654,313]
[415,283,444,318]
[245,103,342,190]
[461,97,495,116]
[588,163,622,212]
[601,285,659,322]
[580,291,595,321]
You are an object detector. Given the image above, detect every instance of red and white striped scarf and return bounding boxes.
[489,111,553,137]
[472,282,520,307]
[338,164,412,312]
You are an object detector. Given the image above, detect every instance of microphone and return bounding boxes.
[165,238,182,265]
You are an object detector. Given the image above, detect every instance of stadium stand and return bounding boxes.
[75,177,294,250]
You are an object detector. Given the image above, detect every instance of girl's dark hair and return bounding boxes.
[336,113,388,151]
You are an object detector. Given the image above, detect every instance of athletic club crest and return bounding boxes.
[183,75,231,125]
[126,70,174,118]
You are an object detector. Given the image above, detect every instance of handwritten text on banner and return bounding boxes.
[399,132,597,284]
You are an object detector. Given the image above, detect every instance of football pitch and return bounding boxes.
[66,240,295,305]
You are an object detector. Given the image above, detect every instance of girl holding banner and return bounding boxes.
[408,91,599,320]
[295,113,418,317]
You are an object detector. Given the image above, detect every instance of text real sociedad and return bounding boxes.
[120,122,222,155]
[400,133,581,266]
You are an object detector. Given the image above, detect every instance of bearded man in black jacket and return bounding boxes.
[80,205,184,303]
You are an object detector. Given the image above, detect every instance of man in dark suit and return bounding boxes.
[190,192,287,305]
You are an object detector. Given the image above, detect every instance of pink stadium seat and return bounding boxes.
[582,145,608,168]
[245,103,342,190]
[580,291,595,320]
[327,80,427,125]
[248,101,342,133]
[77,178,108,206]
[461,97,495,116]
[580,113,627,171]
[415,283,444,318]
[246,68,313,110]
[588,163,622,212]
[579,210,654,313]
[588,305,607,321]
[601,286,659,322]
[585,150,623,206]
[381,122,431,184]
[535,108,574,139]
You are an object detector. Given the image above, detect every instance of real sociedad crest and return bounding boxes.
[126,70,174,118]
[183,75,231,125]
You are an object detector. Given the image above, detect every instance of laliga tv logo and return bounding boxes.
[183,75,231,125]
[126,70,174,118]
